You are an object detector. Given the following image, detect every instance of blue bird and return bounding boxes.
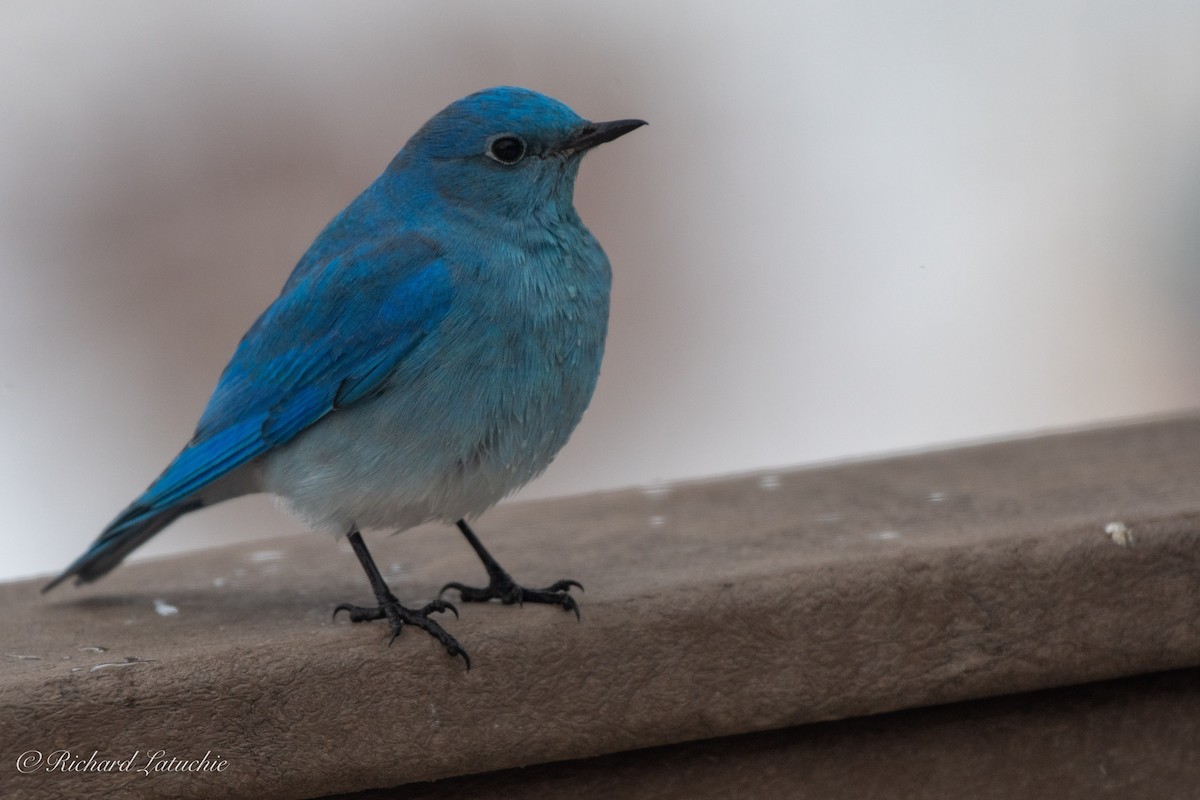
[45,87,645,668]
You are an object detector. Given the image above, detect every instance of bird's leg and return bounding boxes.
[334,528,470,668]
[439,520,582,619]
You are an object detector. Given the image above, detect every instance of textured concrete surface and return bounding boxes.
[324,668,1200,800]
[3,414,1199,799]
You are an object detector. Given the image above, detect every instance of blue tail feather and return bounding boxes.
[43,499,204,591]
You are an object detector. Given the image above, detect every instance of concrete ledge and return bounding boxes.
[323,667,1200,800]
[3,414,1200,798]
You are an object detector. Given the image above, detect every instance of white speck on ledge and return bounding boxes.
[7,654,41,661]
[78,646,107,653]
[641,481,671,499]
[758,474,780,490]
[1105,522,1135,547]
[869,530,901,541]
[90,657,153,673]
[928,492,946,503]
[248,550,284,563]
[153,599,179,617]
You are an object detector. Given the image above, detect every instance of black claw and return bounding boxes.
[419,599,460,619]
[564,596,581,622]
[455,648,472,671]
[444,520,585,630]
[333,595,470,668]
[441,571,583,617]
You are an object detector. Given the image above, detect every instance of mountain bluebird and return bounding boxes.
[45,87,645,668]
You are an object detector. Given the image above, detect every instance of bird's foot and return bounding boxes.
[440,572,582,620]
[334,594,470,668]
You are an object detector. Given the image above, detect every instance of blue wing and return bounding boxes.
[46,234,454,589]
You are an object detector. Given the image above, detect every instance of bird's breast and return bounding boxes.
[261,218,613,532]
[446,222,612,468]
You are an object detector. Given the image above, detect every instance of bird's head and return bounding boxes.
[389,87,645,217]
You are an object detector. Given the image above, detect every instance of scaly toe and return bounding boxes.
[333,597,470,667]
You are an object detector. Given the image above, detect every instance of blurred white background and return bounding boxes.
[3,1,1199,582]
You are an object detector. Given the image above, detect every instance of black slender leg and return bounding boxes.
[334,528,470,668]
[439,520,582,619]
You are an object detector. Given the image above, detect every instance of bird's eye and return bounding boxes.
[486,135,526,165]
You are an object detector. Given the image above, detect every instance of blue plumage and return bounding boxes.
[45,87,644,664]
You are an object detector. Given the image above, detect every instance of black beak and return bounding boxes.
[560,118,647,156]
